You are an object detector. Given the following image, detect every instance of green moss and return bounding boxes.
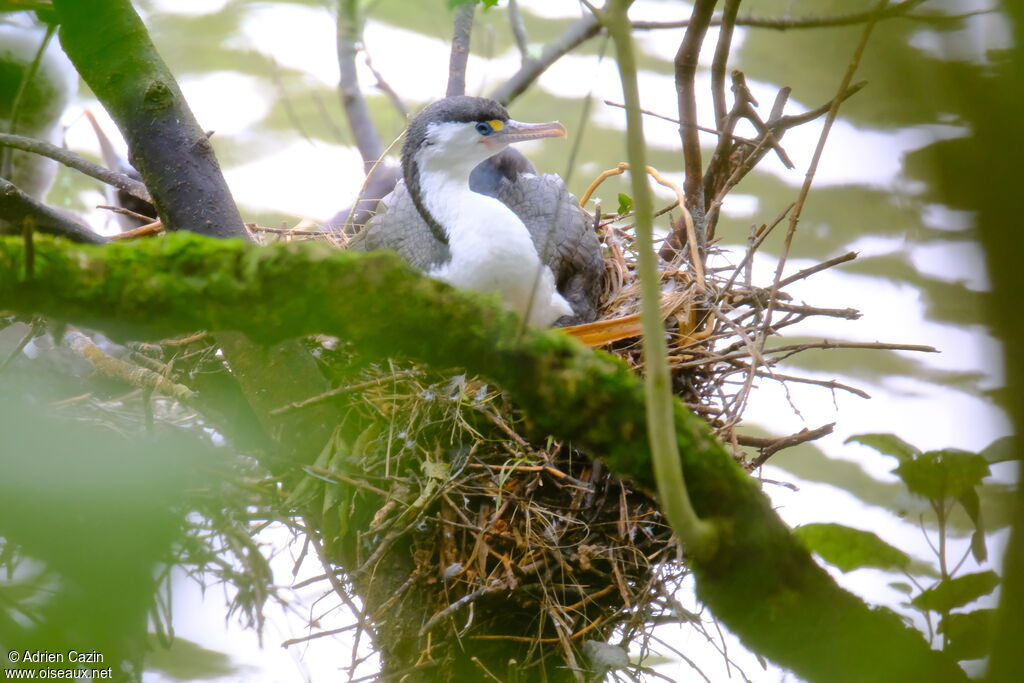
[0,232,965,682]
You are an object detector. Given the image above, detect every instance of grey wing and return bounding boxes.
[495,174,605,324]
[347,180,450,272]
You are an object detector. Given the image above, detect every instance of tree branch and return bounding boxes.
[489,13,602,105]
[674,0,718,229]
[0,132,151,203]
[0,233,967,683]
[0,176,106,244]
[337,0,385,168]
[52,0,246,239]
[447,2,474,97]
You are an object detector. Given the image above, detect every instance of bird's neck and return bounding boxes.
[414,164,526,243]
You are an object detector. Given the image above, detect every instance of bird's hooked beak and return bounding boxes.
[483,119,566,150]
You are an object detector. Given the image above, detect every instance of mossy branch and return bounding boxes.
[0,233,966,683]
[602,0,717,559]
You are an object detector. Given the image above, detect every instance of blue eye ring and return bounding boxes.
[475,121,493,136]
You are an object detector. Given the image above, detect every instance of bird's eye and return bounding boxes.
[475,121,493,136]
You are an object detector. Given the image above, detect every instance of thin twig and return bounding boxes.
[0,132,151,202]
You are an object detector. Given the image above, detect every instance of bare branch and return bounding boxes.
[633,0,938,31]
[740,423,837,468]
[711,0,742,129]
[337,0,384,168]
[0,176,106,244]
[0,132,151,202]
[489,13,601,105]
[674,0,718,227]
[447,2,475,97]
[507,0,530,61]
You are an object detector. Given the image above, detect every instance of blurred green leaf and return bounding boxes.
[938,609,995,661]
[895,449,990,501]
[144,635,238,681]
[957,486,987,563]
[617,193,633,215]
[845,433,920,462]
[912,571,1000,613]
[980,436,1016,465]
[889,582,914,595]
[795,523,910,573]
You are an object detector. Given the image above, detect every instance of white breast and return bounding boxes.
[423,175,572,327]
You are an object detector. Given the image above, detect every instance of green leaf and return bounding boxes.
[911,571,1000,613]
[795,523,911,573]
[447,0,498,8]
[980,436,1016,464]
[956,486,987,563]
[889,582,914,595]
[895,449,990,501]
[939,609,995,661]
[845,433,920,462]
[617,193,633,214]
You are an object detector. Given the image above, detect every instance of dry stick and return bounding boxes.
[755,370,870,399]
[603,100,756,142]
[0,132,151,202]
[337,0,384,168]
[632,0,932,30]
[0,317,43,375]
[0,176,106,245]
[364,50,407,117]
[507,0,530,60]
[490,13,601,104]
[710,0,743,129]
[760,0,891,349]
[674,0,718,225]
[96,203,153,223]
[776,251,859,288]
[271,369,421,415]
[745,423,837,468]
[65,329,197,402]
[447,2,475,97]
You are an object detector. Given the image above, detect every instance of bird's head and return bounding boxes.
[402,96,566,180]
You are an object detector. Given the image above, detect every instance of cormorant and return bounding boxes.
[348,96,603,327]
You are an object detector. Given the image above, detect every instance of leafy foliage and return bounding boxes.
[795,522,910,573]
[911,571,1000,613]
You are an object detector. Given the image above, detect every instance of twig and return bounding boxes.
[96,204,153,223]
[489,13,601,104]
[759,1,890,355]
[337,0,384,169]
[674,0,717,224]
[603,100,756,142]
[364,50,407,117]
[108,219,163,240]
[0,132,151,202]
[746,423,836,468]
[711,0,742,129]
[0,176,106,244]
[507,0,530,61]
[0,317,43,375]
[447,2,475,97]
[632,0,937,30]
[280,624,358,648]
[65,329,196,402]
[270,369,420,415]
[777,251,859,288]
